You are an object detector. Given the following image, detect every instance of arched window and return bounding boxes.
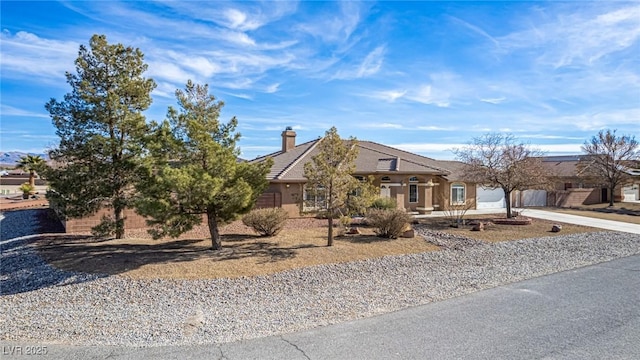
[409,176,419,182]
[451,183,465,204]
[381,176,391,182]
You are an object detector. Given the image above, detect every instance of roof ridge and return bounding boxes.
[250,138,319,162]
[360,140,438,161]
[358,142,450,173]
[276,138,321,180]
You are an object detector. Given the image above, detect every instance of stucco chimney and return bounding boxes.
[281,127,296,152]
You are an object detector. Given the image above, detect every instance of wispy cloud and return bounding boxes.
[0,31,78,80]
[498,4,640,69]
[0,105,49,118]
[332,45,386,80]
[449,16,500,48]
[480,97,506,104]
[416,126,458,131]
[407,85,450,107]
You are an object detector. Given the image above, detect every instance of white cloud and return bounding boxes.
[365,123,404,129]
[480,97,506,104]
[297,1,367,44]
[416,126,458,131]
[371,90,407,102]
[332,46,386,80]
[0,105,49,118]
[265,83,280,93]
[146,61,195,85]
[0,31,78,79]
[407,85,451,107]
[499,4,640,69]
[357,46,385,77]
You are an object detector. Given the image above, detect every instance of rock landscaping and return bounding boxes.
[1,209,639,346]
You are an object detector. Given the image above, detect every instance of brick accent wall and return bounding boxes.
[61,207,151,233]
[548,188,601,207]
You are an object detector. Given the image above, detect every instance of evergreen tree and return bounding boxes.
[304,127,359,246]
[45,34,156,238]
[136,81,272,250]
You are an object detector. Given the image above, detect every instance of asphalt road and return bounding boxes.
[3,254,638,359]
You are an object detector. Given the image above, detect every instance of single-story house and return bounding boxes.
[250,129,482,217]
[539,155,640,207]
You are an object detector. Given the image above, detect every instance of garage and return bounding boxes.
[519,190,547,207]
[623,185,639,202]
[476,186,506,209]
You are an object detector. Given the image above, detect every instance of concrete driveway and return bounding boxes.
[516,208,640,234]
[419,207,640,235]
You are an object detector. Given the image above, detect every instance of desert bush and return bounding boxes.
[366,209,411,239]
[369,197,397,210]
[242,208,289,237]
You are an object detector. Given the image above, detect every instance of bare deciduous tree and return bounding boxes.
[454,133,549,218]
[580,129,639,206]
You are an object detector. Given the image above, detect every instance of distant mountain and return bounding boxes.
[0,152,49,167]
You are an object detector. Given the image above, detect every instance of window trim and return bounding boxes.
[303,185,327,211]
[409,183,418,203]
[451,183,466,205]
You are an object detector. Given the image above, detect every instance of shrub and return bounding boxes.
[18,182,35,194]
[369,197,397,210]
[366,209,411,239]
[242,208,289,237]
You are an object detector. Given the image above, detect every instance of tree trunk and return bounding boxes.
[29,171,36,188]
[114,205,125,239]
[609,186,615,207]
[327,216,334,246]
[207,211,222,250]
[505,189,513,218]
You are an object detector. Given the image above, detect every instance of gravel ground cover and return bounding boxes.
[1,209,639,346]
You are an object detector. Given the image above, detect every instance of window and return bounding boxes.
[408,176,419,203]
[381,176,391,182]
[303,185,326,211]
[451,184,465,204]
[409,184,418,203]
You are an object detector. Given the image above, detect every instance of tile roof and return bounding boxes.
[252,139,455,181]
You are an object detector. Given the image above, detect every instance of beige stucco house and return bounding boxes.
[541,155,640,206]
[250,129,477,217]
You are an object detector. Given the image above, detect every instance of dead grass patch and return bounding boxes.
[35,221,438,280]
[33,213,603,280]
[416,214,600,243]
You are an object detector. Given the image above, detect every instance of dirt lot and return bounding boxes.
[32,213,599,280]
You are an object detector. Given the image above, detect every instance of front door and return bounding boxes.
[380,185,390,198]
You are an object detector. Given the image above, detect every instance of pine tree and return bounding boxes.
[45,34,156,238]
[136,81,272,250]
[304,127,359,246]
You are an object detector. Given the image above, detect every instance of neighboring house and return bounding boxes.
[250,129,480,217]
[539,155,640,206]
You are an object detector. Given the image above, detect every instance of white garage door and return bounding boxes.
[623,185,639,201]
[522,190,547,207]
[476,186,506,209]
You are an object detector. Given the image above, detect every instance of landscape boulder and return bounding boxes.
[551,224,562,232]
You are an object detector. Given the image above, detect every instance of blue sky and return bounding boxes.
[1,1,638,160]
